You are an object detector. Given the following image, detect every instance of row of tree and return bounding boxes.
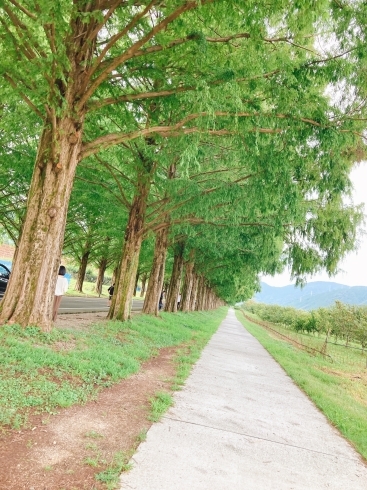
[243,301,367,350]
[0,1,366,330]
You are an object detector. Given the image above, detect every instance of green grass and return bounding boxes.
[236,309,367,460]
[64,278,109,298]
[149,391,173,422]
[0,308,227,429]
[95,451,132,489]
[65,278,145,299]
[242,310,367,370]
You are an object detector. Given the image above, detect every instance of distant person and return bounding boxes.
[108,283,115,306]
[53,265,68,322]
[177,292,181,309]
[159,290,165,311]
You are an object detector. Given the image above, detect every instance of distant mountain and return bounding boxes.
[253,282,367,310]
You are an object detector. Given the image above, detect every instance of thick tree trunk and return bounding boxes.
[95,257,108,296]
[165,242,184,313]
[181,260,194,313]
[143,226,169,315]
[0,118,84,329]
[74,246,90,293]
[108,180,150,321]
[140,273,148,297]
[0,14,99,330]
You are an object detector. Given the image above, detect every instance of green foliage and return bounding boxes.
[0,0,366,318]
[243,300,367,348]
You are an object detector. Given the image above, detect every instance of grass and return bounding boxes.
[95,451,132,489]
[236,309,367,460]
[0,308,227,429]
[65,278,145,299]
[243,310,367,370]
[149,391,173,422]
[85,430,104,439]
[64,279,108,298]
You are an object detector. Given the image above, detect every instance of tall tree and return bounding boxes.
[0,0,365,327]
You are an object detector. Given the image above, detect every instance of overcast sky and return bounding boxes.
[262,163,367,288]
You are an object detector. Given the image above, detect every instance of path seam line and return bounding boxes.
[163,415,361,463]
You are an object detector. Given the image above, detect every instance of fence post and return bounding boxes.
[320,328,331,357]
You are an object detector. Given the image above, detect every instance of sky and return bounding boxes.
[262,163,367,288]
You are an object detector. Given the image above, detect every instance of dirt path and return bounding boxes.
[0,313,178,490]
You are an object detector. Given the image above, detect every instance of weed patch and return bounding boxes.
[149,391,173,422]
[95,451,132,489]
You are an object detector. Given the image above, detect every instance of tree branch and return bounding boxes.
[77,0,215,108]
[74,175,128,208]
[83,0,159,87]
[88,69,280,111]
[6,0,37,19]
[3,74,44,119]
[93,154,133,208]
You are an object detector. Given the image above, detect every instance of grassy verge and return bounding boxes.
[64,278,145,300]
[236,309,367,460]
[0,308,227,429]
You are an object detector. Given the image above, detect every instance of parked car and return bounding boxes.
[0,263,11,297]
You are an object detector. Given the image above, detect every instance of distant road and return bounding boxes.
[60,296,144,314]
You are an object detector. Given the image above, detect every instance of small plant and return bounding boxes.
[84,456,100,467]
[95,451,132,489]
[149,391,172,422]
[85,442,99,451]
[136,428,147,443]
[85,430,103,439]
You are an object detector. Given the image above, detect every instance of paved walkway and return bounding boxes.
[120,309,367,490]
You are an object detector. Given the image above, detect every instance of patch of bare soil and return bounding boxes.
[0,313,178,490]
[54,312,110,330]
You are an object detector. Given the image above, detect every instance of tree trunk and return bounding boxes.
[74,246,90,293]
[196,275,205,311]
[0,118,84,329]
[112,266,118,284]
[140,273,148,297]
[165,242,185,312]
[181,260,194,313]
[108,180,150,321]
[0,15,99,330]
[143,225,169,315]
[206,287,211,310]
[189,273,199,312]
[95,257,108,296]
[134,270,140,297]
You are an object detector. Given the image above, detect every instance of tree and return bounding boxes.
[0,0,366,328]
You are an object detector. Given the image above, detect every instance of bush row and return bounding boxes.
[243,301,367,348]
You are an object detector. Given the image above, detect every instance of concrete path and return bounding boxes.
[120,308,367,490]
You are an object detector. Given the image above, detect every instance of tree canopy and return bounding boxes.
[0,0,366,328]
